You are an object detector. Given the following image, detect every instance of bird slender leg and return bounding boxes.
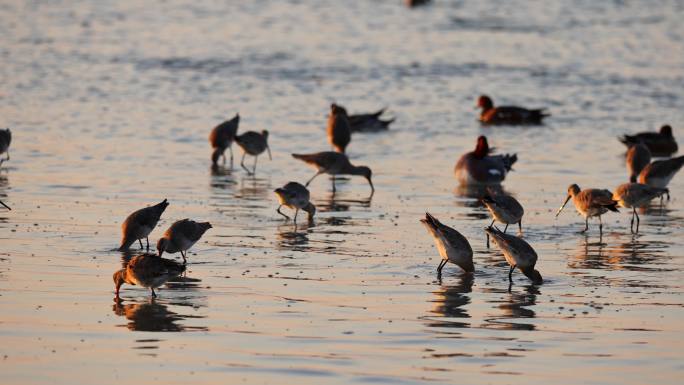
[146,237,150,251]
[151,288,157,298]
[437,259,448,277]
[667,191,670,201]
[518,220,522,234]
[240,153,251,174]
[508,265,516,283]
[181,250,187,264]
[332,175,336,193]
[138,239,144,249]
[293,209,299,224]
[229,146,234,168]
[305,171,323,187]
[503,223,509,233]
[486,220,495,248]
[634,207,640,233]
[630,208,635,233]
[252,155,258,174]
[581,217,589,233]
[599,215,603,237]
[276,205,290,220]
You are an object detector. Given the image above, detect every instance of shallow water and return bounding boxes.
[1,1,684,384]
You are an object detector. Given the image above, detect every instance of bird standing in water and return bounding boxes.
[235,130,271,175]
[113,254,186,298]
[476,95,549,125]
[613,183,668,233]
[118,199,170,252]
[327,104,351,153]
[556,184,619,237]
[482,190,524,247]
[157,219,212,263]
[209,114,240,167]
[420,213,474,278]
[274,181,316,224]
[292,152,374,194]
[0,128,11,167]
[485,226,543,285]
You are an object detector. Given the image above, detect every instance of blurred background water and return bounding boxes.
[1,1,683,384]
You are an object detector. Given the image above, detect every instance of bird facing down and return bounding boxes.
[638,155,684,200]
[556,184,619,236]
[477,95,549,125]
[626,142,651,183]
[113,254,185,298]
[209,113,240,167]
[454,136,517,186]
[327,104,352,153]
[485,226,542,285]
[157,219,212,263]
[118,199,170,252]
[335,105,394,133]
[619,125,678,157]
[613,183,668,233]
[482,190,524,247]
[235,130,271,175]
[292,151,374,194]
[420,213,474,276]
[0,128,11,167]
[274,181,316,223]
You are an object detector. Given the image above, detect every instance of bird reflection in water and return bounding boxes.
[484,285,539,331]
[572,237,669,272]
[112,298,208,332]
[276,221,313,251]
[424,273,473,329]
[236,175,271,201]
[315,192,372,227]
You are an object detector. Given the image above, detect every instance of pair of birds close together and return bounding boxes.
[209,114,271,175]
[114,199,212,298]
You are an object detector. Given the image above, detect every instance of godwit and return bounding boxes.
[556,184,619,236]
[454,136,517,186]
[336,105,394,133]
[235,130,271,175]
[620,125,677,156]
[209,113,240,167]
[482,189,524,247]
[113,254,185,298]
[420,213,474,277]
[613,183,668,233]
[638,155,684,200]
[485,226,543,284]
[625,142,651,183]
[292,152,374,194]
[118,199,169,251]
[274,181,316,223]
[157,219,212,263]
[476,95,549,125]
[327,104,351,153]
[0,200,10,210]
[0,128,11,167]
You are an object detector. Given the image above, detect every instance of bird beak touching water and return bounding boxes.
[555,195,572,217]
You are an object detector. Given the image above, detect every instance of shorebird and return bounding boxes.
[274,182,316,223]
[118,199,169,251]
[626,142,651,183]
[157,219,212,263]
[620,125,677,156]
[209,113,240,167]
[336,105,394,133]
[0,128,11,167]
[406,0,431,7]
[327,104,351,153]
[0,200,10,210]
[556,184,619,236]
[476,95,549,125]
[482,190,524,247]
[454,136,517,186]
[113,254,185,298]
[638,155,684,200]
[485,226,543,284]
[292,152,374,194]
[420,213,474,277]
[235,130,271,175]
[613,183,668,233]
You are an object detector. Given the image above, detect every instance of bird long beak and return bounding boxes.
[0,200,10,210]
[267,146,272,161]
[555,195,571,217]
